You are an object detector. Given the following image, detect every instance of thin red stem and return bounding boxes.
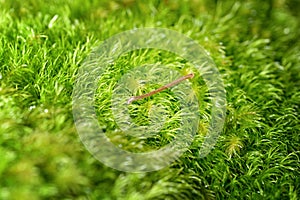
[127,73,194,104]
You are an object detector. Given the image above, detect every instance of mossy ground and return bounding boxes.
[0,0,299,199]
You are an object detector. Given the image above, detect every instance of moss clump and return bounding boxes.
[0,0,299,199]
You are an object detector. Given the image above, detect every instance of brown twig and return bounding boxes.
[127,73,194,104]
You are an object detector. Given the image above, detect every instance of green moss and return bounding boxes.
[0,0,299,199]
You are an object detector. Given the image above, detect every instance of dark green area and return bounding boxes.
[0,0,299,199]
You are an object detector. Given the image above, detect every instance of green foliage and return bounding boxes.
[0,0,299,199]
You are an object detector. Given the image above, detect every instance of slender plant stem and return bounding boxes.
[127,73,194,104]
